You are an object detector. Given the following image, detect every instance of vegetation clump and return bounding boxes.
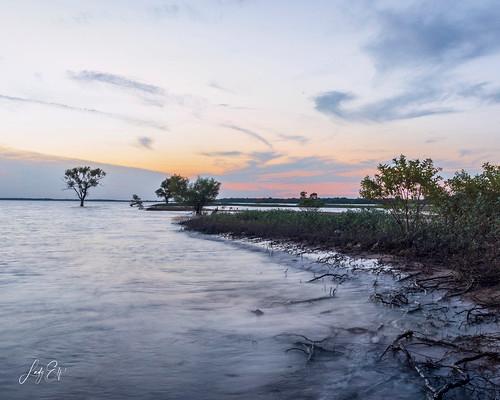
[298,191,325,210]
[151,174,221,214]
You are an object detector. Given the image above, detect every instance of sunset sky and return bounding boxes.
[1,0,499,199]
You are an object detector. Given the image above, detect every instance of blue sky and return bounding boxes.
[0,0,499,199]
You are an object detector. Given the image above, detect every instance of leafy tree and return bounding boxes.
[130,194,144,209]
[155,174,189,204]
[439,163,499,238]
[360,155,442,235]
[446,162,499,205]
[169,174,189,202]
[155,178,172,204]
[64,166,106,207]
[182,177,221,215]
[298,192,324,211]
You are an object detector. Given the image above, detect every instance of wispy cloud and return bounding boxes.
[208,80,235,94]
[220,123,273,149]
[0,93,169,131]
[137,136,154,150]
[69,70,164,95]
[425,136,446,144]
[69,70,205,111]
[277,134,309,144]
[314,86,453,122]
[459,82,500,104]
[200,151,243,157]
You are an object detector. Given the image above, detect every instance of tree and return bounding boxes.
[130,194,144,209]
[438,163,499,228]
[155,178,171,204]
[298,191,324,211]
[360,155,442,235]
[182,177,221,215]
[168,174,189,202]
[155,174,189,204]
[64,166,106,207]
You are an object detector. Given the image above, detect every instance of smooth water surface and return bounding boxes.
[0,201,462,399]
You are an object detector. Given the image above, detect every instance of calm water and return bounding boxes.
[0,201,475,399]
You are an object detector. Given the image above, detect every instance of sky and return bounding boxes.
[0,0,499,199]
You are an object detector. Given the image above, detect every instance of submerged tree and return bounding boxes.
[64,166,106,207]
[130,194,144,209]
[155,174,189,204]
[183,177,221,215]
[360,155,442,235]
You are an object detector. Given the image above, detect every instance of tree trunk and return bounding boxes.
[80,198,84,207]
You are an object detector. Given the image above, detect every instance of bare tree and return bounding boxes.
[64,166,106,207]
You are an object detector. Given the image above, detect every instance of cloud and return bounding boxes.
[69,70,206,111]
[220,123,273,149]
[314,86,454,122]
[137,136,154,150]
[210,152,374,197]
[366,1,500,71]
[69,70,164,95]
[277,134,309,144]
[200,151,243,157]
[459,82,500,104]
[208,81,235,94]
[0,93,169,131]
[425,136,446,144]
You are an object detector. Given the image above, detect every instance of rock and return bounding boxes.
[251,309,264,316]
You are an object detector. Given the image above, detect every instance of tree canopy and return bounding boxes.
[183,177,221,215]
[155,174,189,204]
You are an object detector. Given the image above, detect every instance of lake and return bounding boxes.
[0,201,478,399]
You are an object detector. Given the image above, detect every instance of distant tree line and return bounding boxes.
[215,197,375,205]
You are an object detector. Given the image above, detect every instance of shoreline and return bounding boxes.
[179,209,500,301]
[180,228,500,398]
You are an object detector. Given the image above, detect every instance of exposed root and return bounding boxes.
[307,273,348,283]
[380,330,500,399]
[278,333,341,362]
